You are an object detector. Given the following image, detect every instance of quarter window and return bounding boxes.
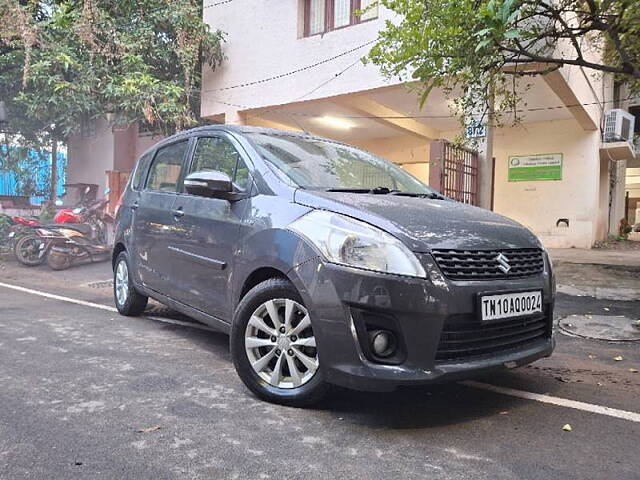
[190,137,251,191]
[304,0,378,37]
[131,152,152,191]
[146,141,188,192]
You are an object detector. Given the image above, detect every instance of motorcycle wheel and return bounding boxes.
[14,235,48,266]
[47,249,72,271]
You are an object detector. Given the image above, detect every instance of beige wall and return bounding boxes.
[66,119,115,194]
[201,1,400,120]
[491,119,603,248]
[67,122,164,194]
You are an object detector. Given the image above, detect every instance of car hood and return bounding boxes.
[294,190,542,252]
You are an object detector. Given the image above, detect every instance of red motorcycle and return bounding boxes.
[12,198,111,267]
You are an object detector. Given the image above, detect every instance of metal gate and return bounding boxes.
[428,139,479,205]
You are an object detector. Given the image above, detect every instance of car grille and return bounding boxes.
[431,248,544,280]
[435,315,550,362]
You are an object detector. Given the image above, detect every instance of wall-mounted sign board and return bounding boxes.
[465,123,486,139]
[508,153,563,182]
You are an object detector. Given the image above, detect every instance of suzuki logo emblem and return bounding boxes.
[495,253,511,274]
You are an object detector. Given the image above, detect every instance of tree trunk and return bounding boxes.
[50,137,58,201]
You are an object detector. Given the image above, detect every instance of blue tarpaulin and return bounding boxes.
[0,147,66,205]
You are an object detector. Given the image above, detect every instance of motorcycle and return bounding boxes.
[14,226,90,267]
[46,234,111,271]
[45,194,113,271]
[13,190,112,268]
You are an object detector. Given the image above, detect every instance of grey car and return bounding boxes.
[112,125,555,406]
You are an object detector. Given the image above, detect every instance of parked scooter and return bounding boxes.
[46,234,111,270]
[9,192,91,265]
[13,189,112,267]
[45,192,113,271]
[14,226,90,266]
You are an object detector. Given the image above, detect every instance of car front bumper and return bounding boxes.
[289,253,555,392]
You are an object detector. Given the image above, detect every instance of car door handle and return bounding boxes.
[172,208,184,218]
[131,202,139,210]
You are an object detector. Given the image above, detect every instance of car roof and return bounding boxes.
[149,124,340,150]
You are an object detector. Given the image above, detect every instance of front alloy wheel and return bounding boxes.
[231,278,329,406]
[244,298,318,389]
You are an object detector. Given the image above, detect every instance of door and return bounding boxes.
[132,140,190,293]
[168,134,253,320]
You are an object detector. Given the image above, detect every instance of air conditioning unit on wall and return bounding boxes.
[603,109,635,145]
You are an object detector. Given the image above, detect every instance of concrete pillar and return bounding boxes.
[609,159,628,235]
[477,122,494,210]
[477,93,495,210]
[113,124,137,172]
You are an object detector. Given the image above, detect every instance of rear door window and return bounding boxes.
[146,141,189,192]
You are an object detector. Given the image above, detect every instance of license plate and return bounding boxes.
[480,291,542,321]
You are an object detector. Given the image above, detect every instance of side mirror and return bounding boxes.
[184,170,233,199]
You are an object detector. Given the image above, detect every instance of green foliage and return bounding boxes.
[369,0,640,129]
[0,0,225,143]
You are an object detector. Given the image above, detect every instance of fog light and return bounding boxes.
[369,330,397,358]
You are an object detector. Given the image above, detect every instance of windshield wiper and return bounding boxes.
[325,187,400,194]
[324,187,445,199]
[390,191,446,200]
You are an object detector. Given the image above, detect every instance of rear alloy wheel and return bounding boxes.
[113,251,148,316]
[231,278,329,406]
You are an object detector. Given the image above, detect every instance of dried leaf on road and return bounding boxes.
[136,426,161,433]
[613,356,624,361]
[562,424,572,432]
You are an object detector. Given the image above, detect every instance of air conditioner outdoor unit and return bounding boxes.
[603,108,635,145]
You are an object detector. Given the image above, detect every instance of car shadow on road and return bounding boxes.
[142,314,549,430]
[317,378,534,430]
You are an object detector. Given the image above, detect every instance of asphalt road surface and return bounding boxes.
[0,261,639,479]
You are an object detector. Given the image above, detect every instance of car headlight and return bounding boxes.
[288,210,426,278]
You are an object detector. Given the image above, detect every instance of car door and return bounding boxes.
[132,139,190,294]
[168,134,253,320]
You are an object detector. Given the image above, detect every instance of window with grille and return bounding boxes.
[303,0,378,37]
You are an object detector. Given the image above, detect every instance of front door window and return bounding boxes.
[189,137,250,191]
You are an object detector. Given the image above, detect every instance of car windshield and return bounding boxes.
[245,133,436,195]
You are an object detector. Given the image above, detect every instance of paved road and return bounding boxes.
[0,260,639,479]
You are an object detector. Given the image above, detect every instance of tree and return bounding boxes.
[368,0,640,129]
[0,0,224,199]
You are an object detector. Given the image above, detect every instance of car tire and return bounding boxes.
[231,278,329,407]
[113,251,148,316]
[14,235,48,266]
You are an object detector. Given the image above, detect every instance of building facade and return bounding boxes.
[66,119,164,197]
[200,0,637,248]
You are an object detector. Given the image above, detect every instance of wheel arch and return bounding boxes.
[112,242,126,270]
[237,267,289,304]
